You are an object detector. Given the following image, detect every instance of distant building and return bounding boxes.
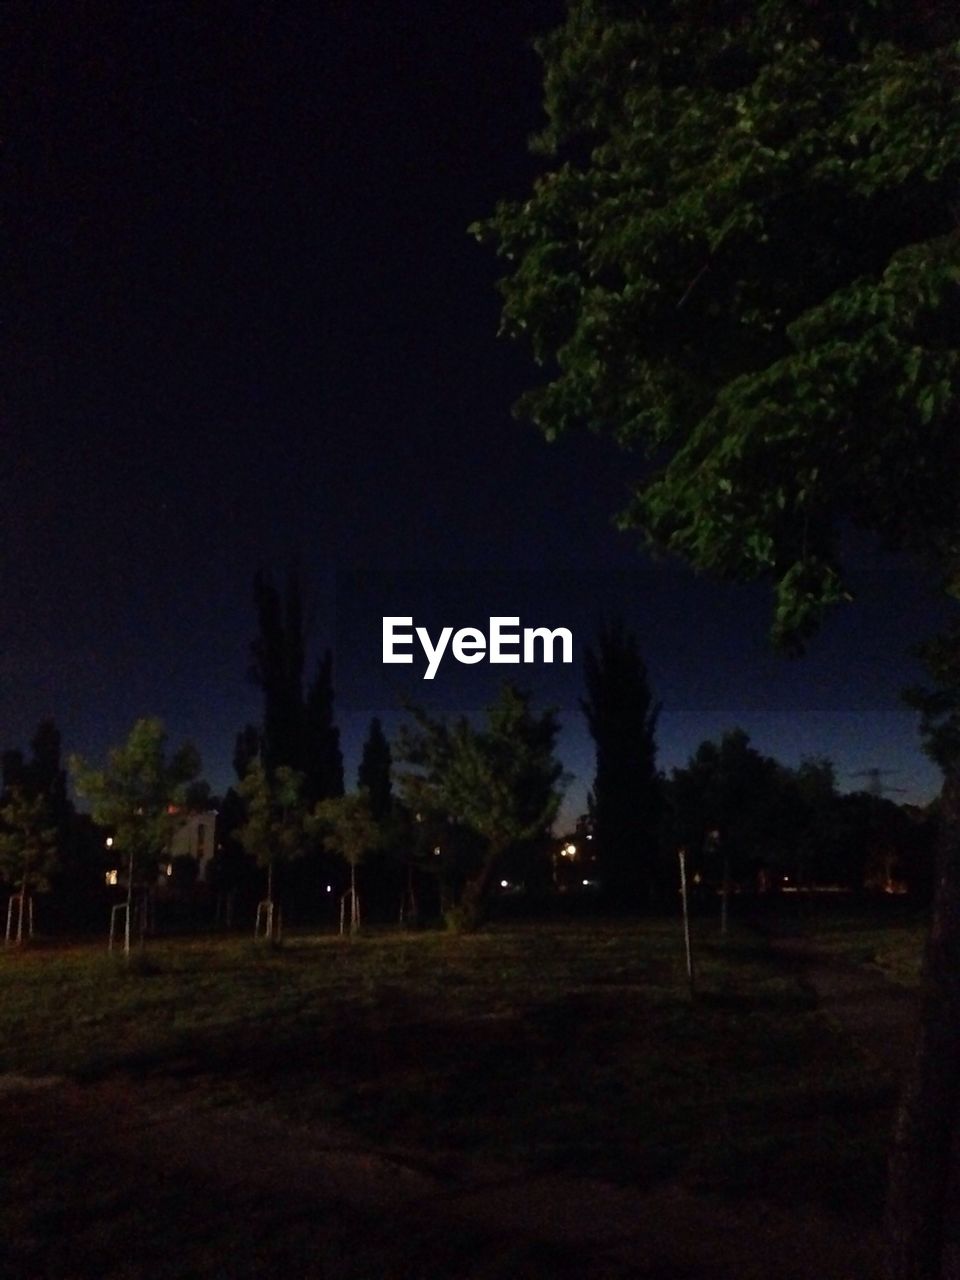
[163,810,217,882]
[101,810,219,888]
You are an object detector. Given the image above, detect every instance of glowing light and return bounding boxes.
[582,879,589,886]
[105,836,114,848]
[500,879,509,888]
[165,863,173,877]
[105,870,118,886]
[326,884,332,893]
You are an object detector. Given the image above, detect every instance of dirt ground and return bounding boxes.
[768,932,919,1077]
[0,1073,886,1280]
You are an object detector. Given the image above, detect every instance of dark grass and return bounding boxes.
[0,919,901,1223]
[783,900,928,986]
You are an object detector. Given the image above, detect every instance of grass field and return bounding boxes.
[0,914,925,1277]
[785,902,928,986]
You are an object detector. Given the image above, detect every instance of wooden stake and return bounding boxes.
[678,847,695,1001]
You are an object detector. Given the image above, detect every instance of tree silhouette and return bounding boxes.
[303,650,344,805]
[0,786,58,944]
[581,620,662,907]
[236,760,307,941]
[248,570,343,805]
[358,718,392,822]
[249,568,304,775]
[70,718,202,957]
[400,685,566,930]
[312,790,382,934]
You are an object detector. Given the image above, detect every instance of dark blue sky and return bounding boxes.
[3,2,954,821]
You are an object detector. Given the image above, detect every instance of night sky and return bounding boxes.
[4,3,953,820]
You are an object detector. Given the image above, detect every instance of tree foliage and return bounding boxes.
[250,569,305,774]
[236,760,307,882]
[312,790,382,869]
[399,684,567,927]
[581,618,662,904]
[358,717,393,821]
[666,731,838,883]
[248,569,343,801]
[70,717,202,884]
[233,724,262,782]
[311,790,383,934]
[0,787,59,897]
[0,719,70,904]
[668,729,783,860]
[303,651,344,805]
[473,0,960,650]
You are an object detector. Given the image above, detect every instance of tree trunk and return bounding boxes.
[459,847,505,931]
[885,766,960,1279]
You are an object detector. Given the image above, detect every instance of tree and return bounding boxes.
[303,650,344,805]
[780,756,843,890]
[233,724,261,782]
[399,684,567,930]
[70,718,202,956]
[1,749,26,794]
[246,571,343,917]
[475,6,960,1274]
[355,717,402,920]
[667,729,774,908]
[1,719,70,822]
[248,571,343,801]
[236,760,307,940]
[0,787,58,943]
[358,717,392,821]
[249,569,305,775]
[205,785,260,926]
[475,2,960,651]
[667,729,800,912]
[0,719,74,937]
[311,790,382,934]
[581,619,662,906]
[27,720,69,818]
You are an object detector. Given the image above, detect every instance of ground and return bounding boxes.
[0,905,924,1278]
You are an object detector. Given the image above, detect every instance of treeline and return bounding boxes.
[0,722,107,937]
[660,731,936,903]
[0,577,937,944]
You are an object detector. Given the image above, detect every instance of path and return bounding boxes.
[0,1075,884,1280]
[766,925,920,1075]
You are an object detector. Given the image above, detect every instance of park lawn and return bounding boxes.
[0,920,899,1222]
[788,903,928,987]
